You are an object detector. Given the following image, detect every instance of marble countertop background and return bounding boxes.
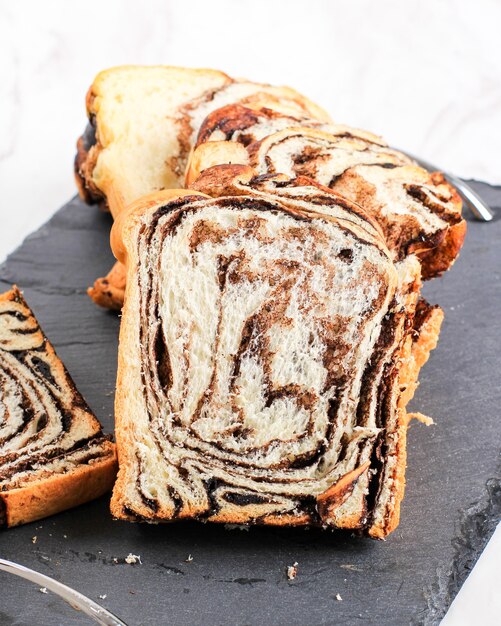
[0,1,500,624]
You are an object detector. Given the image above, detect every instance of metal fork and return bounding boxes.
[400,150,494,222]
[0,558,128,626]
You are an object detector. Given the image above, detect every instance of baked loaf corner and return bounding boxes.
[0,287,117,528]
[109,166,441,538]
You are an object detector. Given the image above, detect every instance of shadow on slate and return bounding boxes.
[0,183,499,626]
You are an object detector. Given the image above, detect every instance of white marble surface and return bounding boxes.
[0,1,499,623]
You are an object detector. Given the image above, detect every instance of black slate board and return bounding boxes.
[0,183,500,626]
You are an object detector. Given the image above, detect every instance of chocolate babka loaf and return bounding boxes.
[109,166,441,538]
[187,105,466,278]
[0,287,117,528]
[74,65,331,309]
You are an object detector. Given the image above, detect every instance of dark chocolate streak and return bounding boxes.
[222,491,273,506]
[405,184,462,225]
[243,179,382,243]
[30,355,60,390]
[82,122,97,152]
[254,133,461,249]
[131,195,406,528]
[0,298,111,492]
[196,105,262,146]
[0,310,28,322]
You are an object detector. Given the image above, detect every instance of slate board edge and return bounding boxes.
[416,457,501,625]
[0,184,499,625]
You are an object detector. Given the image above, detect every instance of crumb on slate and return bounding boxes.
[32,536,37,544]
[125,553,142,565]
[39,587,48,594]
[185,554,193,562]
[340,563,362,572]
[336,593,342,601]
[286,562,298,580]
[99,594,107,600]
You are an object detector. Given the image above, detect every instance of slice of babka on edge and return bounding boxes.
[110,165,442,539]
[0,287,117,528]
[186,104,466,279]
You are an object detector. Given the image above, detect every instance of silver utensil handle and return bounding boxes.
[442,171,494,222]
[0,558,128,626]
[399,150,495,222]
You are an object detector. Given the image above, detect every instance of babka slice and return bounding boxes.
[75,65,331,217]
[186,105,466,279]
[110,165,440,538]
[74,65,331,309]
[0,287,117,528]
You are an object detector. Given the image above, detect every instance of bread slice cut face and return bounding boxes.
[187,105,466,279]
[110,167,439,538]
[0,287,117,528]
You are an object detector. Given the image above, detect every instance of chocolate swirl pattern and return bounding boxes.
[194,103,383,149]
[110,174,432,538]
[187,106,466,279]
[0,287,117,528]
[174,81,332,180]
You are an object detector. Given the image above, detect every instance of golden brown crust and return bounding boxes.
[87,261,126,311]
[317,462,371,524]
[400,300,445,410]
[368,298,443,538]
[417,218,466,279]
[185,141,250,187]
[1,442,117,528]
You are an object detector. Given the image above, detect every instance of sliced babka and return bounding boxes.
[187,104,466,278]
[0,287,117,528]
[109,166,441,538]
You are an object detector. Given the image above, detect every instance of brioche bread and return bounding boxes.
[75,65,331,217]
[0,287,117,527]
[187,106,466,278]
[109,166,441,538]
[74,66,332,309]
